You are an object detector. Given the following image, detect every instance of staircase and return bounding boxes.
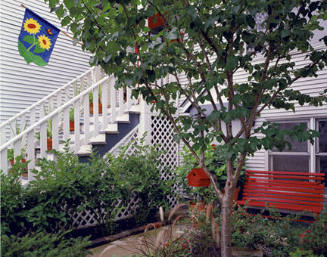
[0,67,144,180]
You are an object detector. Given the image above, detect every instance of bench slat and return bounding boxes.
[246,174,325,180]
[237,200,322,213]
[242,196,323,207]
[246,170,325,177]
[238,170,325,216]
[244,184,324,194]
[246,178,323,187]
[243,192,324,202]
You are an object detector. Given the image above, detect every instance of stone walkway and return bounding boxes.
[91,225,185,257]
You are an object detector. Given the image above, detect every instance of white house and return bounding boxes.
[0,1,326,203]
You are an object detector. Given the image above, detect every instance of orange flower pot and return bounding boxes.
[47,138,52,151]
[69,121,74,131]
[10,158,28,177]
[89,102,102,114]
[148,13,167,29]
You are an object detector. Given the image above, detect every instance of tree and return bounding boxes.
[47,0,327,256]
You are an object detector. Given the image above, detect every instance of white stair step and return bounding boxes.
[104,123,119,134]
[116,114,130,123]
[89,134,106,144]
[77,145,92,156]
[129,105,141,113]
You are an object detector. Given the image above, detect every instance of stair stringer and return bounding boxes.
[78,112,140,162]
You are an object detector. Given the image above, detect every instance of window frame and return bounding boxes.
[267,117,327,173]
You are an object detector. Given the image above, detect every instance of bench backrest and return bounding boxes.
[242,170,325,214]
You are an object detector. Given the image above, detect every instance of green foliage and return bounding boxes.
[228,206,327,257]
[175,144,245,202]
[1,140,174,236]
[1,232,91,257]
[69,108,74,121]
[289,248,323,257]
[107,138,175,225]
[298,208,327,256]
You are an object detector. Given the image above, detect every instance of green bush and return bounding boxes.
[107,140,175,225]
[1,232,90,257]
[1,140,175,237]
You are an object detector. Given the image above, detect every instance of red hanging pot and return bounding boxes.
[148,13,167,29]
[187,168,211,187]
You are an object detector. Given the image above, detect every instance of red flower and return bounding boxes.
[211,144,216,150]
[307,229,311,233]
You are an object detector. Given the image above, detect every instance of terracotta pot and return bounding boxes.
[148,13,167,29]
[47,138,52,151]
[69,120,74,131]
[10,158,28,177]
[89,102,102,114]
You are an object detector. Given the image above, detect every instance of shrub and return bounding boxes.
[107,140,175,225]
[1,232,90,257]
[1,140,175,236]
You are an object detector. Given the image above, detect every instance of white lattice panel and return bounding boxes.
[150,115,179,207]
[71,128,143,229]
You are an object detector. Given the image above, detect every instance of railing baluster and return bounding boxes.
[83,94,90,145]
[94,87,99,135]
[27,129,35,180]
[119,88,124,116]
[102,80,109,129]
[126,87,131,111]
[110,77,117,123]
[0,148,8,174]
[63,107,69,141]
[74,101,80,152]
[40,122,47,158]
[52,113,59,150]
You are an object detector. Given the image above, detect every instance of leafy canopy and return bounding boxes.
[48,0,327,177]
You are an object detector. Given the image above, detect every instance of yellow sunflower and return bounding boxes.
[24,18,41,35]
[38,35,51,51]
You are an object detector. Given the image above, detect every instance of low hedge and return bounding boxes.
[1,141,175,238]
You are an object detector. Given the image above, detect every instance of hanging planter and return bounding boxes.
[187,168,211,187]
[148,12,167,29]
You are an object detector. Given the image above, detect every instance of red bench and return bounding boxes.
[237,170,325,215]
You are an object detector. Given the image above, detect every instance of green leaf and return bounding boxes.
[23,35,35,44]
[34,43,45,54]
[61,16,71,27]
[226,56,238,71]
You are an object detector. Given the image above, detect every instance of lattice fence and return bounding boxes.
[71,128,142,229]
[150,115,179,207]
[71,115,181,229]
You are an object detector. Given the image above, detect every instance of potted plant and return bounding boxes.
[69,108,74,132]
[89,86,102,114]
[7,148,28,177]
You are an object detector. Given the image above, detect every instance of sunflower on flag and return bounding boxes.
[18,8,60,66]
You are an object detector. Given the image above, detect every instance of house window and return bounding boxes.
[269,118,327,185]
[316,119,327,185]
[269,121,310,172]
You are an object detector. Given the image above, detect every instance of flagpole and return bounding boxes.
[20,3,82,45]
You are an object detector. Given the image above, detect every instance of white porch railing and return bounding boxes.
[0,73,138,178]
[0,67,104,145]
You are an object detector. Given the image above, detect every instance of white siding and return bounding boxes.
[245,51,327,171]
[0,0,91,124]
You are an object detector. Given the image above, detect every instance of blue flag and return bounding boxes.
[18,8,60,66]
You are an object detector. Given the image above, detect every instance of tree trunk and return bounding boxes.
[220,188,233,257]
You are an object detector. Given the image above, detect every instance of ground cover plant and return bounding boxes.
[136,204,327,257]
[47,0,327,256]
